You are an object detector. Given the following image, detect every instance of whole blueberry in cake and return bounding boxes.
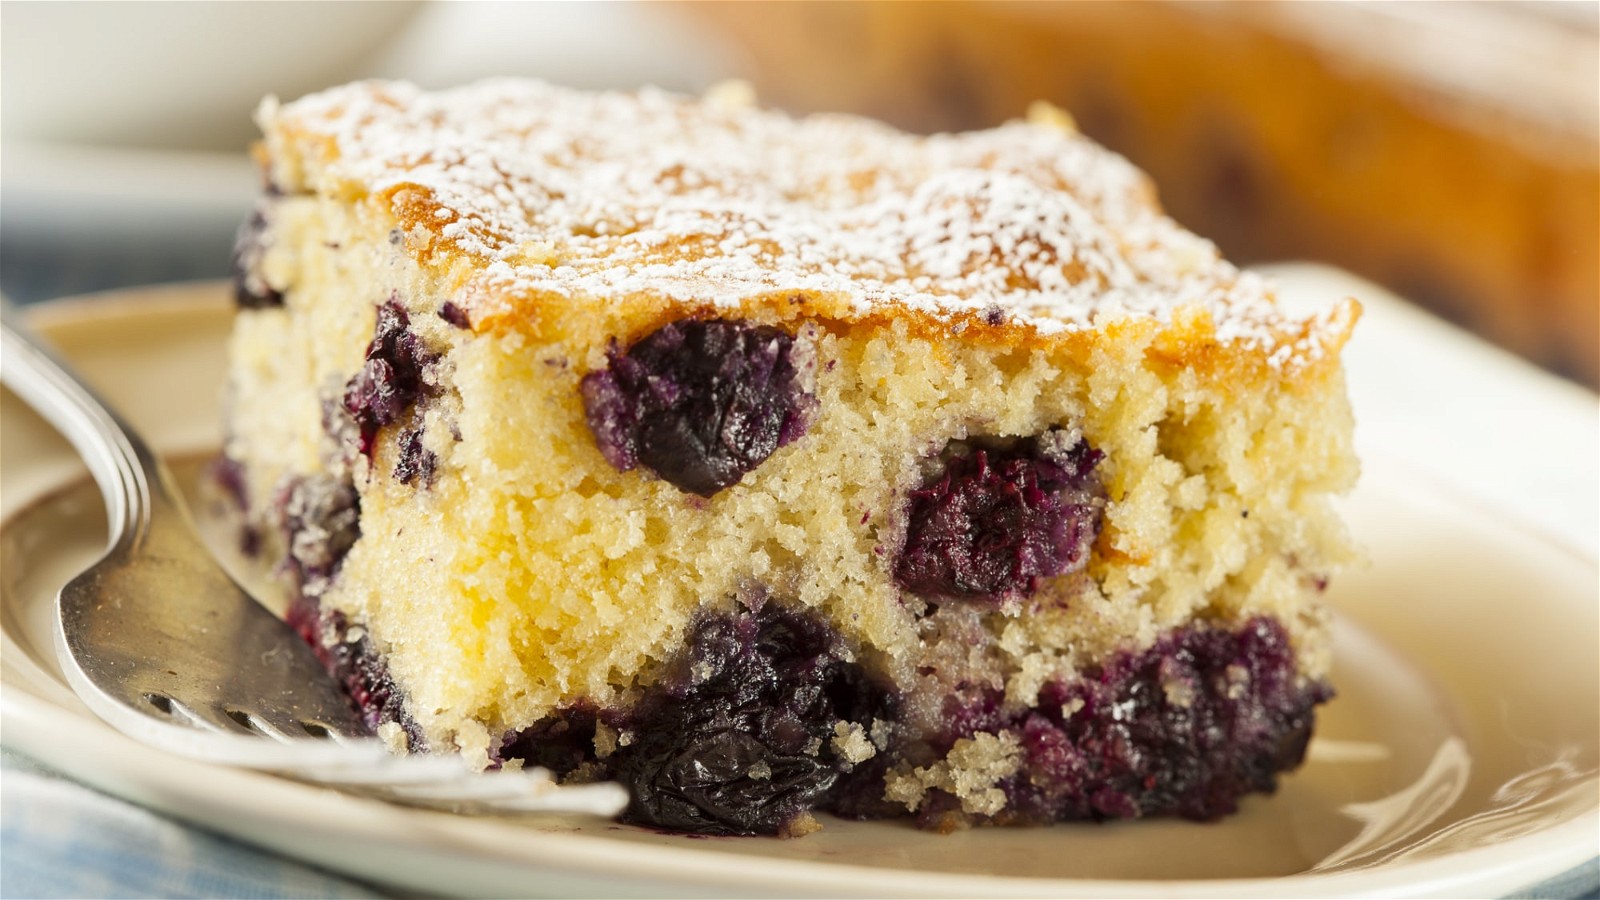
[580,318,814,497]
[221,80,1359,835]
[894,433,1103,605]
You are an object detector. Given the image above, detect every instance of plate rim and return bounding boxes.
[5,622,1595,899]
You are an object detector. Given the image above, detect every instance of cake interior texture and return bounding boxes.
[223,79,1358,836]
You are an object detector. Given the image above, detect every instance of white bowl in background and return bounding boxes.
[0,1,423,152]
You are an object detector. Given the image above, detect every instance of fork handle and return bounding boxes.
[0,304,158,554]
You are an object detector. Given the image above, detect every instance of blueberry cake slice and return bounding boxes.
[223,79,1359,836]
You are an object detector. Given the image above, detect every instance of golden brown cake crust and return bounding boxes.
[228,79,1361,831]
[256,80,1356,384]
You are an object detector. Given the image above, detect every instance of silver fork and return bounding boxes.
[0,304,626,817]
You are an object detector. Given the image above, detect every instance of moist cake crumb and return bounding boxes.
[223,78,1359,835]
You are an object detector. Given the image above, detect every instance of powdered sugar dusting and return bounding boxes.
[261,79,1345,367]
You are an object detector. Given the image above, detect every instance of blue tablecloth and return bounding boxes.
[0,750,386,900]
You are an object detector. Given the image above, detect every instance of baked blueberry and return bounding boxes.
[931,617,1327,825]
[394,426,438,486]
[896,434,1104,603]
[617,603,888,834]
[581,319,814,497]
[231,207,283,309]
[276,472,361,599]
[342,298,436,458]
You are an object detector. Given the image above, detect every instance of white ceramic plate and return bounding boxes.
[2,284,1596,898]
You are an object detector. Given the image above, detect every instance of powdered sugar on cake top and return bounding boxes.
[261,79,1348,366]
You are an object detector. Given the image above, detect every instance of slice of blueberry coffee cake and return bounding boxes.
[222,79,1359,836]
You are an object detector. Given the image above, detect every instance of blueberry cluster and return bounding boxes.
[937,617,1327,826]
[342,298,438,468]
[499,603,892,836]
[274,473,425,745]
